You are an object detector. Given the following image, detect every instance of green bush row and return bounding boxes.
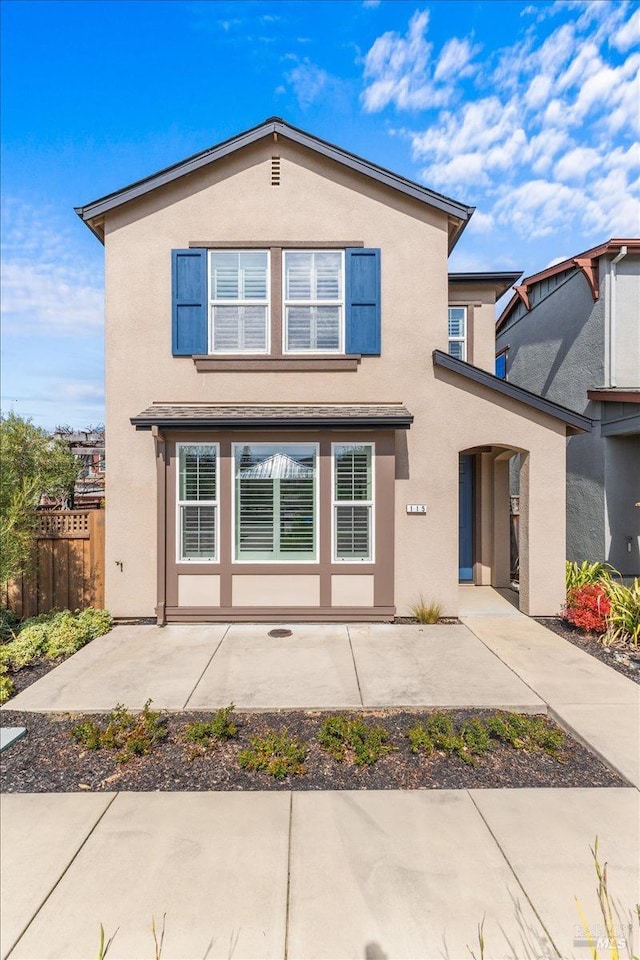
[70,706,565,777]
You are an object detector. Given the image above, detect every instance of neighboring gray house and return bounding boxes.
[496,238,640,577]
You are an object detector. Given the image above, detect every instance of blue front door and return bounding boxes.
[459,454,474,581]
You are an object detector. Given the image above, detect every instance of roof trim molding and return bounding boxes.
[130,403,414,431]
[587,389,640,404]
[76,118,474,248]
[432,350,592,433]
[497,238,640,331]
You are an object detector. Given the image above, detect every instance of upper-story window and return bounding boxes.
[209,251,270,353]
[284,251,344,353]
[447,306,467,361]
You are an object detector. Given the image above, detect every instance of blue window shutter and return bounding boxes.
[172,249,208,356]
[345,248,381,355]
[495,353,507,379]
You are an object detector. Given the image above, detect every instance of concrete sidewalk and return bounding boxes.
[2,788,638,960]
[5,621,544,714]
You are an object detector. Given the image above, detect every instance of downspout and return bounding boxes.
[609,245,628,387]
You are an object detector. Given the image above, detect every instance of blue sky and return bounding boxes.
[1,0,639,429]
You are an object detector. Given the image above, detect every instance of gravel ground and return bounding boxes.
[535,618,640,684]
[0,708,624,793]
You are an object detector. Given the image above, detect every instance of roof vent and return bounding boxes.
[271,156,281,187]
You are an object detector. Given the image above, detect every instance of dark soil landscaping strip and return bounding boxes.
[535,618,640,685]
[0,708,624,793]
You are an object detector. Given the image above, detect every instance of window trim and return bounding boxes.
[208,249,271,355]
[176,441,220,564]
[282,249,345,355]
[447,305,467,361]
[331,441,375,563]
[231,441,320,564]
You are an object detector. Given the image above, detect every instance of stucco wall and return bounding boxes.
[448,281,498,373]
[605,435,640,576]
[103,135,568,617]
[612,254,640,388]
[497,269,606,563]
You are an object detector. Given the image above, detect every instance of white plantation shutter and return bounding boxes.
[235,446,317,561]
[333,444,373,561]
[284,251,343,352]
[178,444,218,561]
[210,251,268,352]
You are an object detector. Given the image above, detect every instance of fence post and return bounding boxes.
[89,510,106,608]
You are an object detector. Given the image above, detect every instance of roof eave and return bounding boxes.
[76,117,474,239]
[432,349,592,434]
[131,415,413,431]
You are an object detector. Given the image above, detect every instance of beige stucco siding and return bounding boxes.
[103,136,568,618]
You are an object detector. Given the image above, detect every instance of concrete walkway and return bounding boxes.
[459,587,640,788]
[2,788,638,960]
[5,621,545,714]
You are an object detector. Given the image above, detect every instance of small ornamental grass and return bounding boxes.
[317,714,394,766]
[409,595,442,624]
[408,711,565,766]
[182,704,238,758]
[71,699,167,764]
[603,577,640,647]
[565,560,617,591]
[238,729,307,780]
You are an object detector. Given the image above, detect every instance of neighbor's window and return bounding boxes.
[234,443,318,561]
[333,443,374,561]
[177,443,218,561]
[209,250,269,352]
[284,250,344,352]
[448,307,467,361]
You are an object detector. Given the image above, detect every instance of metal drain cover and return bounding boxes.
[268,628,293,638]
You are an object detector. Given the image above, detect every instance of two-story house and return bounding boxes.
[76,118,590,623]
[496,240,640,578]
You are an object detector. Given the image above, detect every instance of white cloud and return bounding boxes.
[611,6,640,52]
[433,37,481,82]
[285,58,332,107]
[361,10,453,111]
[554,146,602,181]
[1,200,104,336]
[362,0,381,7]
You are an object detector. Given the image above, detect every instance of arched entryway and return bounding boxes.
[458,444,527,610]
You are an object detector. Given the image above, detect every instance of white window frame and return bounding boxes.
[176,442,220,563]
[283,249,345,354]
[208,249,270,354]
[331,442,375,563]
[448,306,467,361]
[231,442,320,564]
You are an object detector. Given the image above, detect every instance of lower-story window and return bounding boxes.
[233,443,318,561]
[177,443,219,561]
[332,443,374,561]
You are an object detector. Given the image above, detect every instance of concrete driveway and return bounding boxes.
[4,621,544,713]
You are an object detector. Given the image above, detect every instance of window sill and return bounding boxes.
[193,355,361,372]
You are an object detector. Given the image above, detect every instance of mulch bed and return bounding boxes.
[0,708,625,793]
[535,617,640,684]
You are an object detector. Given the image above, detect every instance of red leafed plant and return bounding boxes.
[564,584,611,634]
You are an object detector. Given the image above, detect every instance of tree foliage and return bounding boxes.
[0,413,79,586]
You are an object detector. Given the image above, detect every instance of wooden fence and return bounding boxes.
[3,510,105,618]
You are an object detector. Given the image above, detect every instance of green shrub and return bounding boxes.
[408,713,487,765]
[409,595,442,624]
[2,608,112,669]
[238,729,307,779]
[484,712,564,758]
[566,560,617,591]
[603,578,640,647]
[0,608,20,642]
[182,705,238,756]
[71,700,167,764]
[0,664,14,704]
[317,714,393,766]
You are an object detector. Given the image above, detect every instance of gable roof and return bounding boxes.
[432,350,592,434]
[496,238,640,331]
[75,117,475,248]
